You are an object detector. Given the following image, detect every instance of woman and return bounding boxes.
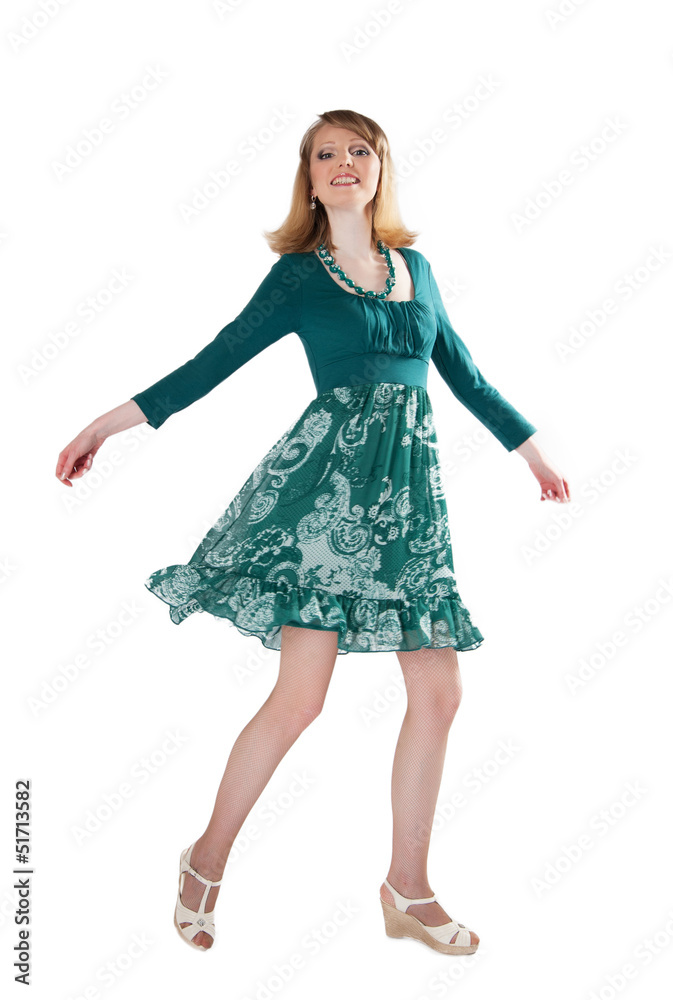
[56,109,570,956]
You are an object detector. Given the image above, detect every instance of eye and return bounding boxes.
[318,148,370,159]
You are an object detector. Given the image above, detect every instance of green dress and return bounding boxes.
[131,247,536,654]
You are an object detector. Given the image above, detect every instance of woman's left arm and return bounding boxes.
[514,435,571,503]
[426,261,570,504]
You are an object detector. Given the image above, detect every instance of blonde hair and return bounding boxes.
[263,109,420,256]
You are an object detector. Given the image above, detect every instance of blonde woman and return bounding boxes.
[56,109,570,956]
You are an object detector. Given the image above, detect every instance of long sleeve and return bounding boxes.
[131,253,301,429]
[427,263,537,452]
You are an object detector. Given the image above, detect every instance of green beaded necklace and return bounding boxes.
[316,240,397,300]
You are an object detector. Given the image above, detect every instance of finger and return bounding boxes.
[58,452,71,481]
[60,462,80,481]
[554,480,569,502]
[58,452,91,481]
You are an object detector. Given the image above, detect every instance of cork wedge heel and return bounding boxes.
[380,877,478,956]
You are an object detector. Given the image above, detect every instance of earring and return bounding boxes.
[310,194,316,210]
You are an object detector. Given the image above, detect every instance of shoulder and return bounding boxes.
[275,251,316,269]
[276,251,322,282]
[264,252,310,281]
[397,246,430,271]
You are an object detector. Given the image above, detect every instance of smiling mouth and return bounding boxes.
[331,177,360,185]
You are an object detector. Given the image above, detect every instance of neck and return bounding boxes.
[322,205,379,263]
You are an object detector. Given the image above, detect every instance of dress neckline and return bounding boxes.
[312,246,417,304]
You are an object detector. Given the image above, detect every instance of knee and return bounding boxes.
[271,695,324,733]
[398,647,463,724]
[426,688,462,727]
[295,700,324,729]
[407,679,463,728]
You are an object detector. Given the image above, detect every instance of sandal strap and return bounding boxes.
[424,919,472,947]
[176,843,221,944]
[175,894,217,941]
[181,843,223,888]
[383,877,436,911]
[181,858,223,889]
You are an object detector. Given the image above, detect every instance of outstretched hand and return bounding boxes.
[55,430,104,487]
[527,453,571,503]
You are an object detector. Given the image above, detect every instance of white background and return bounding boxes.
[2,0,673,996]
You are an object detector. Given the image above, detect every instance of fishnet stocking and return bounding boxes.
[178,628,477,950]
[379,647,479,947]
[178,624,339,948]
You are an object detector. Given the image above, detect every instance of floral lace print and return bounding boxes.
[143,382,485,654]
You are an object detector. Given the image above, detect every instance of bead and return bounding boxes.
[316,240,396,298]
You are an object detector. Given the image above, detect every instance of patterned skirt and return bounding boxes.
[143,382,485,654]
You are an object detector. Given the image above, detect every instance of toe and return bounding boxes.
[449,928,479,947]
[179,922,213,949]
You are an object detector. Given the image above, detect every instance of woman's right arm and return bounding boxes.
[56,253,304,486]
[55,399,149,486]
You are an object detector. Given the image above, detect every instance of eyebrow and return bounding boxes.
[316,137,371,148]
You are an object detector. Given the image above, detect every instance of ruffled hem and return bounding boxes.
[143,563,485,655]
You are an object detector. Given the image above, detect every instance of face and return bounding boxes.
[309,124,381,212]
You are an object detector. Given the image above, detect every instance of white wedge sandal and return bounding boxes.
[174,843,223,950]
[380,877,479,955]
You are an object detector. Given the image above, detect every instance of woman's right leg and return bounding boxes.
[178,624,339,948]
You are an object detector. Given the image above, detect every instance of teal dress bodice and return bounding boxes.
[131,247,537,452]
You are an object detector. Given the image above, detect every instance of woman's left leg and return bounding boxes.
[379,645,479,948]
